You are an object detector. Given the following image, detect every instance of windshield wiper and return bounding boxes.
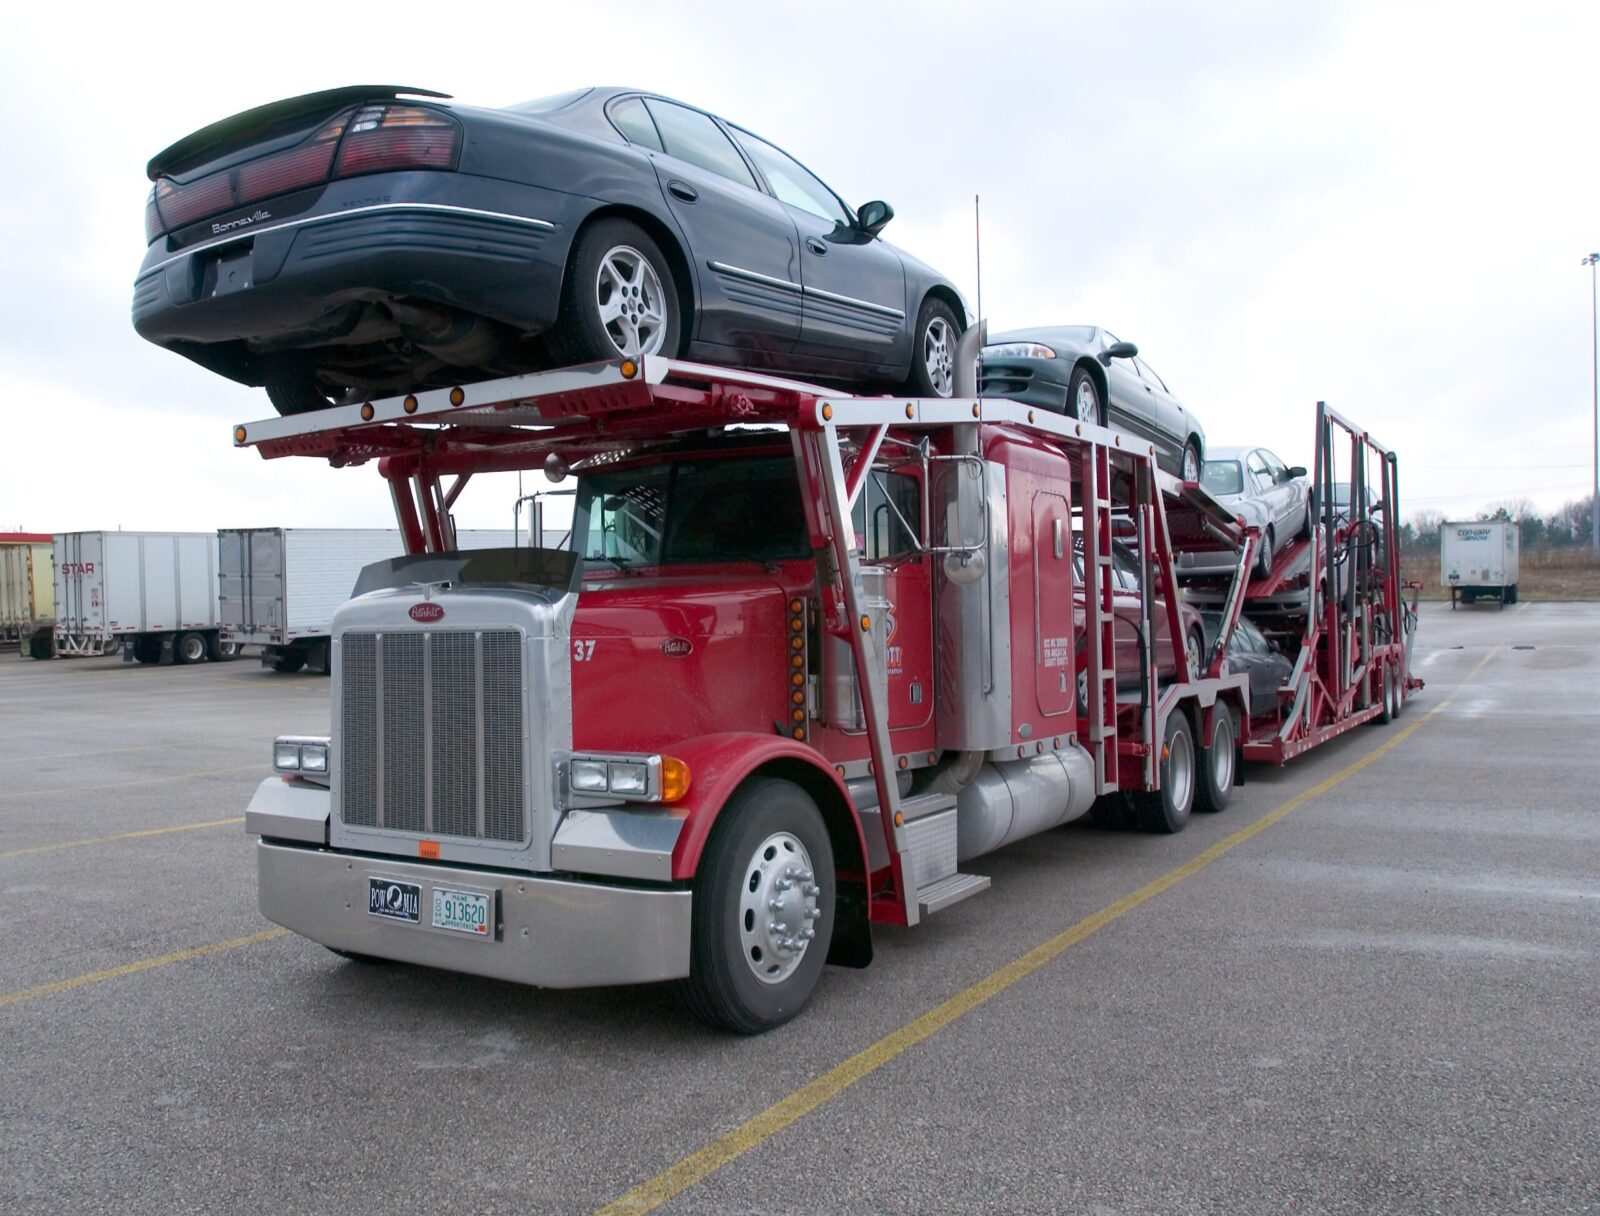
[585,553,635,574]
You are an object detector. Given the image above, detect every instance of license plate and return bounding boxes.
[432,887,492,937]
[368,878,421,923]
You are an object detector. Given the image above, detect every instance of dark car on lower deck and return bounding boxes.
[133,85,965,414]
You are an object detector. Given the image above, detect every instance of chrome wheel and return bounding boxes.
[922,316,954,397]
[1186,629,1204,682]
[1166,721,1195,814]
[595,245,669,358]
[738,832,820,985]
[1182,442,1201,483]
[1075,375,1100,423]
[1209,714,1235,797]
[176,633,206,664]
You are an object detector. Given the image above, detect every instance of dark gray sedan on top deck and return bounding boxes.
[132,85,966,414]
[978,325,1206,480]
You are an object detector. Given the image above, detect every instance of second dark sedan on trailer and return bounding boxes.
[133,86,965,414]
[979,325,1205,480]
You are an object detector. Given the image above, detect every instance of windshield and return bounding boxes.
[575,454,809,566]
[1201,460,1244,497]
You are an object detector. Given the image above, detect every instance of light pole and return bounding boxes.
[1587,253,1600,551]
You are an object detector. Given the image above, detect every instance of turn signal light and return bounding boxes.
[660,756,691,803]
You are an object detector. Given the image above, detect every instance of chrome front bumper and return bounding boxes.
[257,839,691,989]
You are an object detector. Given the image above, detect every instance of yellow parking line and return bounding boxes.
[0,817,244,860]
[0,928,290,1009]
[594,652,1496,1216]
[0,764,263,801]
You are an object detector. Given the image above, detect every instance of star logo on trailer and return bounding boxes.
[409,603,445,622]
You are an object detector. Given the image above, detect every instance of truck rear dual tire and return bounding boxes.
[1133,709,1197,833]
[174,632,207,665]
[680,779,835,1035]
[1194,708,1236,815]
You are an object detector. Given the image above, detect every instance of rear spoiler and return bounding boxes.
[147,84,452,180]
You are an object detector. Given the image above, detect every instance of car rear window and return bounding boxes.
[1201,461,1243,497]
[644,100,757,189]
[608,96,664,152]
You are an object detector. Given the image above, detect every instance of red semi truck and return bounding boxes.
[239,356,1416,1032]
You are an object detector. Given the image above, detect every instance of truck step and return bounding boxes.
[917,872,991,917]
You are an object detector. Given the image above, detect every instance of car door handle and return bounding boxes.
[805,237,828,256]
[667,180,699,203]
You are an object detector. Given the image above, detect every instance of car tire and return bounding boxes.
[173,632,207,665]
[905,296,960,398]
[1194,707,1237,814]
[1181,437,1202,483]
[1185,625,1206,683]
[1298,493,1314,541]
[272,652,308,674]
[1133,708,1196,834]
[263,355,353,416]
[679,778,834,1034]
[1254,527,1275,580]
[1066,366,1105,425]
[548,218,681,366]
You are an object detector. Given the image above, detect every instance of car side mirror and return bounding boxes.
[856,200,894,236]
[1286,465,1307,480]
[1097,341,1139,365]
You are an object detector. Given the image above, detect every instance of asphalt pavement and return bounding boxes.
[1,602,1595,1215]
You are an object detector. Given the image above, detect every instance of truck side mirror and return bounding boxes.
[1097,341,1138,365]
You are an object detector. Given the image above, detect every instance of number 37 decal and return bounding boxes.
[572,639,597,662]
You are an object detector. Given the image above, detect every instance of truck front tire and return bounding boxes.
[680,779,835,1035]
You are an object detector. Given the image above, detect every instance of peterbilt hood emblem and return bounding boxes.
[409,603,446,622]
[661,637,693,657]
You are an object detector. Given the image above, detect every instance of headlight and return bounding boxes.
[565,753,690,803]
[274,736,330,775]
[981,343,1057,360]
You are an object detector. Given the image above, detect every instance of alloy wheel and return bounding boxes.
[738,831,821,985]
[923,317,954,396]
[595,245,668,358]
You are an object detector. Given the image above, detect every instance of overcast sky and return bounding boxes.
[2,0,1596,536]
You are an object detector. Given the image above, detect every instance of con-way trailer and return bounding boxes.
[50,531,231,664]
[219,527,517,673]
[2,532,54,657]
[1441,519,1519,608]
[232,351,1419,1033]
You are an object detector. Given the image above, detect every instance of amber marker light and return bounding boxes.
[620,358,638,379]
[794,728,807,740]
[971,404,980,418]
[403,395,418,414]
[791,672,804,687]
[791,636,804,651]
[1028,410,1036,423]
[791,653,804,668]
[233,425,247,443]
[821,404,833,420]
[659,756,691,803]
[360,403,375,421]
[897,755,908,770]
[904,404,914,419]
[792,690,805,705]
[859,614,872,630]
[893,811,904,827]
[449,386,466,406]
[789,598,803,613]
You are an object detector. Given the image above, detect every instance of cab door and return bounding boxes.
[1033,492,1075,718]
[854,468,933,736]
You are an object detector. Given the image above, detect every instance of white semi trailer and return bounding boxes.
[219,528,518,672]
[52,531,230,663]
[1441,519,1520,608]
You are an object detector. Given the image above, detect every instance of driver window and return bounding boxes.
[851,470,922,560]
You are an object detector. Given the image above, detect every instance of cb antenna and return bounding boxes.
[973,193,982,327]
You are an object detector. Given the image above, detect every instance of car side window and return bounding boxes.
[643,100,757,189]
[1110,546,1143,592]
[607,97,664,153]
[1135,358,1167,392]
[1261,450,1288,483]
[734,128,852,226]
[1246,451,1272,488]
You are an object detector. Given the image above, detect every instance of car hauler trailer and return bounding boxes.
[50,531,231,664]
[219,527,517,673]
[233,356,1417,1032]
[1,532,54,657]
[1441,518,1519,608]
[1178,403,1422,763]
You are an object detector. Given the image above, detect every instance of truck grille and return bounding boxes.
[339,629,525,843]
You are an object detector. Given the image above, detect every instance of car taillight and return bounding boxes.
[144,189,163,243]
[236,113,345,201]
[334,105,460,178]
[152,172,234,233]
